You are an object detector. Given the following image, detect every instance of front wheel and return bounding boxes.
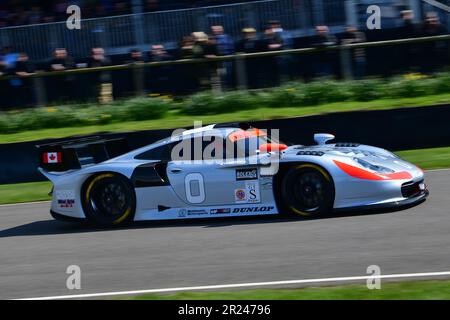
[82,173,136,226]
[280,164,334,217]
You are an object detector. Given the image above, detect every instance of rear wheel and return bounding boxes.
[82,173,136,226]
[280,164,334,217]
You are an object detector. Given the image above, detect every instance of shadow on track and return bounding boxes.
[0,200,425,238]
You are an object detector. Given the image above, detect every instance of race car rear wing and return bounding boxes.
[36,136,129,172]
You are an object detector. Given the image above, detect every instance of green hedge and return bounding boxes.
[1,73,450,134]
[0,97,170,134]
[180,74,450,115]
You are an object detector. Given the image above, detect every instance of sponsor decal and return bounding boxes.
[210,208,231,214]
[179,209,208,217]
[55,190,75,208]
[236,168,258,181]
[43,152,62,164]
[232,206,275,213]
[234,181,261,204]
[245,181,260,203]
[234,188,246,203]
[57,199,75,208]
[187,209,208,216]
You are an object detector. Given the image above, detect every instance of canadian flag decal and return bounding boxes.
[43,152,62,164]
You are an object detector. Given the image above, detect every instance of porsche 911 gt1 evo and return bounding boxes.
[38,123,428,226]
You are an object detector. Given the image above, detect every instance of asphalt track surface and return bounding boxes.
[1,170,449,299]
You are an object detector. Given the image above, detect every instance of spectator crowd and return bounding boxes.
[0,8,448,108]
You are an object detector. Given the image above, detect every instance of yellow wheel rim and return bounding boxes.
[84,173,133,224]
[289,164,331,217]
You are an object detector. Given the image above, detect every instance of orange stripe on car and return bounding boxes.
[258,143,288,152]
[333,160,412,180]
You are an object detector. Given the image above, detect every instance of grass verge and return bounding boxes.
[2,93,450,144]
[0,181,51,205]
[126,279,450,300]
[0,146,449,205]
[396,146,450,170]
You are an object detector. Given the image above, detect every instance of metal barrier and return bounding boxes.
[0,0,347,60]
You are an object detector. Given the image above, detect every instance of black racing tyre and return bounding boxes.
[280,164,334,217]
[81,173,136,226]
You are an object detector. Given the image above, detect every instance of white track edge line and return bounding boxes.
[15,271,450,300]
[0,200,51,207]
[426,168,450,172]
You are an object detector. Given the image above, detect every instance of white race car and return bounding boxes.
[38,123,428,226]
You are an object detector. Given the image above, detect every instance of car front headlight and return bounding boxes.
[353,157,395,174]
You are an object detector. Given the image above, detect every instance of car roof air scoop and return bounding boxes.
[314,133,335,145]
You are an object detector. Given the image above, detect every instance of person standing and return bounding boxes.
[191,31,219,91]
[398,10,421,72]
[121,49,146,97]
[1,46,19,71]
[11,52,34,107]
[269,20,293,49]
[178,35,197,94]
[236,27,263,89]
[88,47,113,103]
[0,46,19,107]
[269,20,293,81]
[261,25,284,87]
[211,25,235,89]
[340,26,367,79]
[48,48,75,71]
[148,44,173,95]
[421,12,448,73]
[311,25,337,78]
[47,48,75,101]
